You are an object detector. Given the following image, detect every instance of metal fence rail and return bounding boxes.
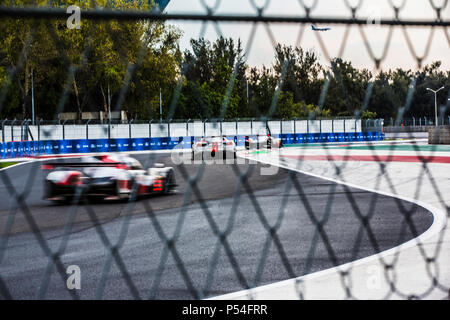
[385,116,450,127]
[0,0,449,300]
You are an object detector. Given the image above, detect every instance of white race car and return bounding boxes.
[244,128,283,150]
[191,136,237,160]
[42,154,176,203]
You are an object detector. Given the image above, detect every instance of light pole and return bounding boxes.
[426,86,444,127]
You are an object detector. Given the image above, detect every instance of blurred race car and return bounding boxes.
[191,136,236,160]
[42,154,176,203]
[244,127,283,150]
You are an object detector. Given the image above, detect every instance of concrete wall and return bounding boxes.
[428,126,450,144]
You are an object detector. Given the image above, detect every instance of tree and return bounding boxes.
[179,37,247,120]
[324,58,372,116]
[0,0,182,121]
[273,44,323,105]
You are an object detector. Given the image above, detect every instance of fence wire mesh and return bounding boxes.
[0,0,449,300]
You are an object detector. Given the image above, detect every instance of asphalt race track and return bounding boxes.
[0,152,434,299]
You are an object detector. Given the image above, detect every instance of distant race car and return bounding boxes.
[244,128,283,150]
[42,154,176,203]
[191,136,237,160]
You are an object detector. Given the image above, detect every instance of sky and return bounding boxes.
[164,0,450,72]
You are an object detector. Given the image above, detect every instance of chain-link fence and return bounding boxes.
[0,0,449,300]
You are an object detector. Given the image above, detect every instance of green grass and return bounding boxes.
[0,162,19,169]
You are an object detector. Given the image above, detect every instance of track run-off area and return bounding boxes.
[0,139,446,299]
[218,139,449,299]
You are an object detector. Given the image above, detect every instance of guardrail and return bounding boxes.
[0,131,384,159]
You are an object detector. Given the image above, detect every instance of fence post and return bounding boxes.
[20,120,25,141]
[149,119,153,138]
[11,119,16,142]
[37,119,41,141]
[235,118,239,136]
[251,118,254,135]
[186,119,191,137]
[129,119,134,139]
[343,119,346,133]
[107,118,111,139]
[86,119,91,139]
[412,117,415,127]
[1,119,7,143]
[62,119,68,140]
[25,119,30,140]
[203,118,208,137]
[307,119,309,134]
[168,119,172,137]
[220,118,223,137]
[424,116,427,126]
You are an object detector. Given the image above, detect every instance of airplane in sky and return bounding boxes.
[311,25,331,31]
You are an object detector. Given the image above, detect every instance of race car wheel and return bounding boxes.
[90,195,105,203]
[51,197,72,205]
[163,170,175,195]
[163,179,170,194]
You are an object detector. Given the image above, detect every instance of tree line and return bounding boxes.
[0,1,449,122]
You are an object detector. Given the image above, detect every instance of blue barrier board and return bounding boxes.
[0,132,384,159]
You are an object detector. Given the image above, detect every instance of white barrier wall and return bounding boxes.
[334,120,345,132]
[295,120,308,133]
[222,122,237,136]
[0,119,363,142]
[308,120,321,133]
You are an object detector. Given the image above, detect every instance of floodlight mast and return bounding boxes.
[426,86,445,127]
